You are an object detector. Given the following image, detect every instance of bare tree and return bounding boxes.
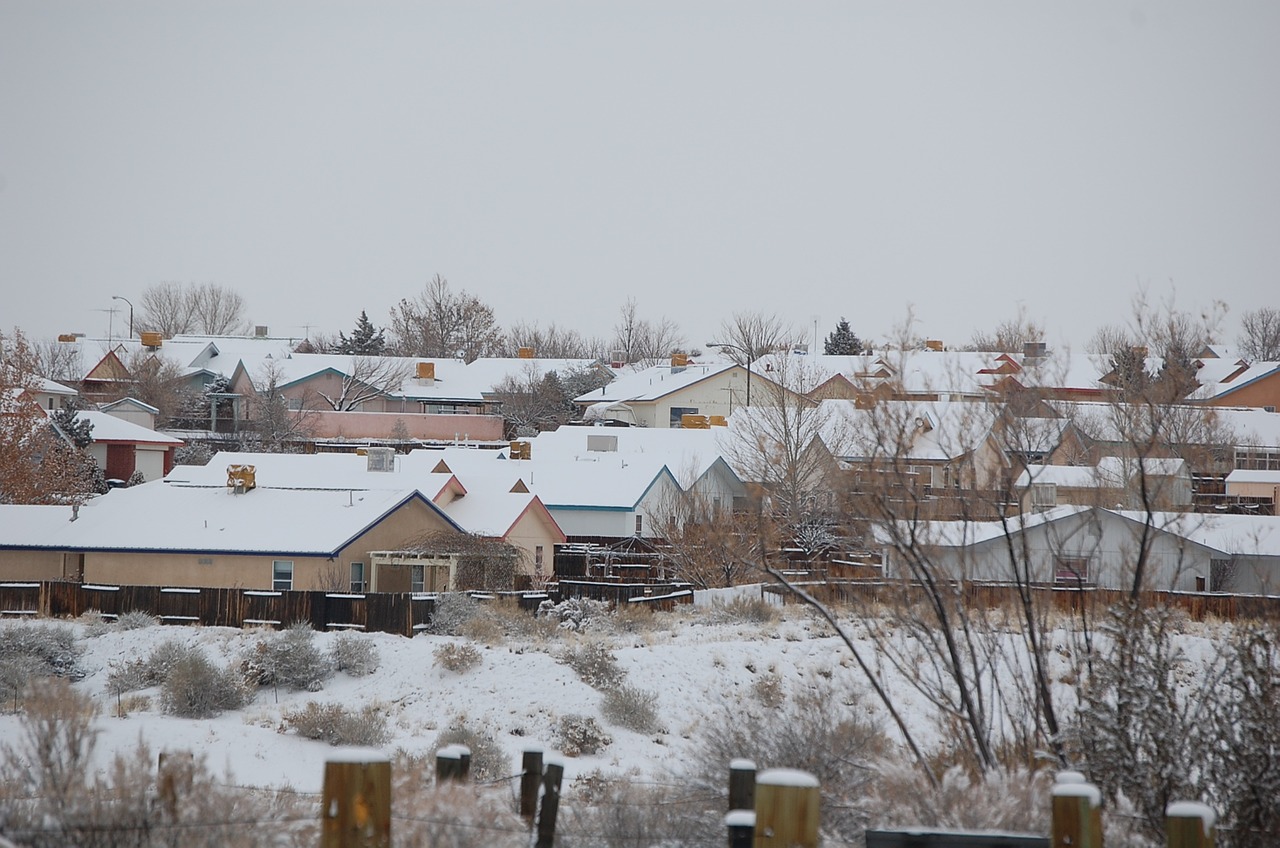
[610,298,686,366]
[491,365,575,437]
[966,307,1044,353]
[29,338,83,383]
[711,311,794,364]
[502,321,606,359]
[137,282,249,337]
[1239,305,1280,361]
[388,274,504,362]
[245,359,316,451]
[311,356,410,412]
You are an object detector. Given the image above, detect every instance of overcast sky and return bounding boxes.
[1,1,1276,352]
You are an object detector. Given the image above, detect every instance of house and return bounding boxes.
[167,448,566,583]
[878,505,1280,594]
[1017,456,1194,512]
[529,425,748,516]
[61,409,183,482]
[1223,469,1279,514]
[0,481,464,592]
[33,378,79,411]
[573,358,761,428]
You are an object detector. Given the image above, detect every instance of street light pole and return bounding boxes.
[707,340,752,406]
[112,295,134,339]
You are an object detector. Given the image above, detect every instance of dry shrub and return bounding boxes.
[609,603,661,635]
[107,637,196,694]
[161,649,251,718]
[561,641,625,689]
[458,612,505,645]
[707,594,780,625]
[0,621,84,680]
[111,693,152,718]
[392,760,527,848]
[694,680,884,844]
[751,673,786,708]
[561,770,721,846]
[329,632,380,676]
[117,610,159,630]
[601,684,661,734]
[433,719,509,781]
[427,593,482,636]
[539,597,611,632]
[0,681,316,847]
[283,701,390,747]
[244,621,333,692]
[434,642,483,673]
[557,713,612,757]
[863,761,1051,836]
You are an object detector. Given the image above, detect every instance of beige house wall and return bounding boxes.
[0,550,72,582]
[503,509,563,577]
[1205,372,1280,410]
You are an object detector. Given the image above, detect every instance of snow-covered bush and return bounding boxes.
[283,701,389,747]
[77,609,115,637]
[329,632,379,676]
[173,442,212,466]
[117,610,159,630]
[561,641,625,689]
[693,680,883,844]
[556,713,612,756]
[107,638,199,694]
[434,642,483,673]
[426,592,482,636]
[863,761,1051,836]
[538,597,611,632]
[0,621,84,680]
[433,720,507,780]
[601,684,661,734]
[245,622,333,692]
[706,595,779,625]
[161,649,251,718]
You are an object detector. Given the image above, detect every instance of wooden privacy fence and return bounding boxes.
[557,579,695,607]
[0,581,446,636]
[765,579,1280,622]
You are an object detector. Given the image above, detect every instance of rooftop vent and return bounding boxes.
[509,440,532,460]
[925,339,944,352]
[254,325,269,338]
[416,361,435,381]
[140,332,163,349]
[517,346,535,359]
[366,447,395,472]
[226,464,256,493]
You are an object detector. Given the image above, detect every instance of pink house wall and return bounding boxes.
[305,410,504,441]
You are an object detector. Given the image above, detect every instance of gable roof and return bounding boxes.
[56,410,182,446]
[0,484,459,556]
[574,362,743,404]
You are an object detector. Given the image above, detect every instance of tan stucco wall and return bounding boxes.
[79,497,458,590]
[504,509,563,576]
[0,550,71,581]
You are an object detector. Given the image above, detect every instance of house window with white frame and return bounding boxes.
[635,514,643,535]
[272,560,294,591]
[350,562,366,593]
[1054,557,1089,586]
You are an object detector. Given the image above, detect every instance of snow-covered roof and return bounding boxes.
[529,426,733,488]
[463,358,607,395]
[1017,456,1188,488]
[820,399,1000,461]
[1133,511,1280,558]
[167,450,456,496]
[37,377,78,396]
[442,489,564,541]
[1224,469,1280,485]
[55,410,182,446]
[0,483,455,555]
[1191,361,1280,402]
[574,362,740,404]
[99,397,159,414]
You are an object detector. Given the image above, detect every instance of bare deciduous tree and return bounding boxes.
[1238,305,1280,361]
[137,282,249,337]
[244,358,317,451]
[966,307,1044,353]
[610,298,686,367]
[388,274,504,362]
[311,356,410,412]
[502,321,606,359]
[711,310,794,365]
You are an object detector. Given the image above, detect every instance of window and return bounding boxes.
[350,562,365,593]
[411,564,424,594]
[635,514,644,535]
[1031,483,1058,510]
[535,546,544,576]
[669,406,698,428]
[272,560,294,591]
[1054,558,1089,586]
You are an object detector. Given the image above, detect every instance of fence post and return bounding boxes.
[1051,771,1102,848]
[456,745,471,782]
[725,809,755,848]
[729,758,756,812]
[1166,801,1216,848]
[535,757,564,848]
[435,744,463,784]
[753,768,819,848]
[520,748,544,823]
[321,752,391,848]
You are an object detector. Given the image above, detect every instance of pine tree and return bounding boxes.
[823,318,863,355]
[50,402,94,449]
[336,311,387,356]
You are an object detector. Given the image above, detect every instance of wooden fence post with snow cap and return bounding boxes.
[435,744,463,784]
[753,768,819,848]
[1051,770,1102,848]
[725,809,756,848]
[1166,801,1216,848]
[729,758,756,812]
[535,755,564,848]
[321,750,391,848]
[520,747,544,824]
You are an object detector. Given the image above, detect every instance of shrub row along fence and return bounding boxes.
[766,578,1280,621]
[0,580,693,635]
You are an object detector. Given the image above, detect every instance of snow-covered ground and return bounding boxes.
[0,587,1230,797]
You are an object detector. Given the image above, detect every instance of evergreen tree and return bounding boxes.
[823,318,863,355]
[336,311,387,356]
[50,402,94,449]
